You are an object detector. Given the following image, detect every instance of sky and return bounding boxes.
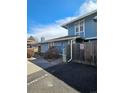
[27,0,96,41]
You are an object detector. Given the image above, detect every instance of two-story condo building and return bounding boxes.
[40,10,97,57]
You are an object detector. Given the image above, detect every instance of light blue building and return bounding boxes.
[40,10,97,55]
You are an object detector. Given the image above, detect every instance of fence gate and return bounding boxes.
[65,43,85,63]
[84,40,97,66]
[65,40,97,66]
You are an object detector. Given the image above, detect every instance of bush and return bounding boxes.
[27,48,34,58]
[44,46,60,59]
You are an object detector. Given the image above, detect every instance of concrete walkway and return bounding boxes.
[27,61,79,93]
[27,61,42,75]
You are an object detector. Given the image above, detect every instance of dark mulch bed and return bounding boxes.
[45,62,97,93]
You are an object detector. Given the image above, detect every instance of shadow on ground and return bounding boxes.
[44,62,97,93]
[29,57,62,69]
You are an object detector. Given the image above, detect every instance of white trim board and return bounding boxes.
[85,37,97,40]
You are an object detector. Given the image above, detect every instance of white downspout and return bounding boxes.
[67,40,73,62]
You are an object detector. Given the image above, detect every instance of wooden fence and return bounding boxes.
[65,40,97,66]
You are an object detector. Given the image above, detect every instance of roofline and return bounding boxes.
[41,36,81,43]
[61,10,97,28]
[40,36,97,44]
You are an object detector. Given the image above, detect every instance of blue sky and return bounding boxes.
[27,0,96,41]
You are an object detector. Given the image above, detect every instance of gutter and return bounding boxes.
[67,40,73,62]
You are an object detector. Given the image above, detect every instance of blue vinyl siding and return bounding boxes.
[41,40,69,54]
[66,13,97,38]
[84,13,97,38]
[68,24,75,36]
[80,32,85,38]
[54,40,69,54]
[67,21,86,38]
[41,43,48,53]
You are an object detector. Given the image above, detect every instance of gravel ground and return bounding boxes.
[45,62,97,93]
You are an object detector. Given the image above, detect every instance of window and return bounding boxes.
[75,23,79,33]
[75,20,84,35]
[80,21,83,32]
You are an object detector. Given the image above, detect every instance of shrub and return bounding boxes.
[44,46,60,59]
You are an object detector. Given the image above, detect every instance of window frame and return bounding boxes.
[75,20,85,36]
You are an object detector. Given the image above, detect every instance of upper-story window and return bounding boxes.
[75,20,84,35]
[75,23,79,33]
[80,21,83,32]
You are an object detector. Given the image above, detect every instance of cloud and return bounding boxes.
[56,16,77,25]
[28,17,76,41]
[79,0,97,15]
[28,24,68,41]
[28,0,97,42]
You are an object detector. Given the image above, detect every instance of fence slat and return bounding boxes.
[65,40,97,66]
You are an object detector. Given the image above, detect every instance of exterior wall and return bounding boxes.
[41,40,69,54]
[68,23,85,37]
[54,40,69,54]
[41,43,49,53]
[84,13,97,38]
[80,32,85,38]
[66,13,97,38]
[67,24,75,36]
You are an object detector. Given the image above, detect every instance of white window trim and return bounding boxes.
[80,20,84,32]
[75,20,85,36]
[52,42,54,46]
[75,22,80,35]
[83,19,85,37]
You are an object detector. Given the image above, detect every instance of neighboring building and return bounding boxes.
[27,36,38,52]
[40,10,97,56]
[41,37,45,43]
